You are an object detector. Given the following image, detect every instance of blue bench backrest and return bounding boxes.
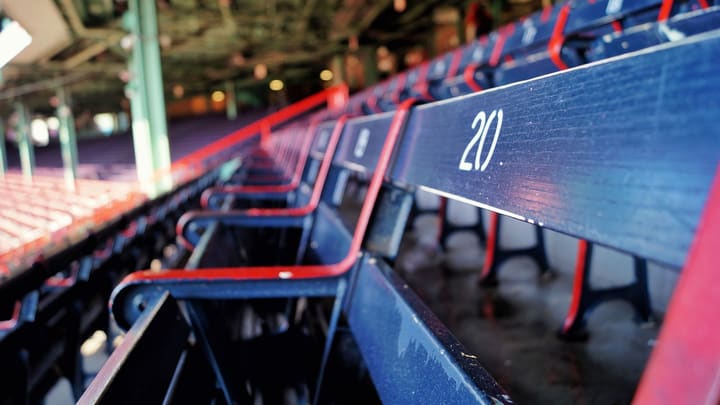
[390,32,720,268]
[333,112,395,173]
[504,5,566,57]
[305,120,338,183]
[566,0,663,34]
[587,6,720,60]
[308,112,397,263]
[427,50,459,82]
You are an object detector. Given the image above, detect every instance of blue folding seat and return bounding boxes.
[588,6,720,61]
[494,46,583,85]
[494,5,584,86]
[425,49,462,100]
[93,101,505,404]
[200,122,325,210]
[565,0,663,35]
[375,74,408,111]
[503,4,566,58]
[361,82,390,114]
[439,33,497,98]
[398,63,433,101]
[178,118,347,250]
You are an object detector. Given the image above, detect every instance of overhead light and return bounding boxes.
[120,34,135,51]
[159,34,172,49]
[404,48,424,66]
[349,35,359,51]
[94,113,116,136]
[58,105,71,118]
[319,69,334,81]
[46,117,60,131]
[394,0,407,12]
[376,46,394,72]
[269,79,284,91]
[118,70,132,83]
[173,84,184,99]
[30,118,49,146]
[254,64,268,80]
[211,90,225,102]
[230,52,245,66]
[0,21,32,68]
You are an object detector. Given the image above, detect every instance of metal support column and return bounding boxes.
[225,80,237,120]
[125,5,154,195]
[330,55,345,86]
[14,102,34,181]
[139,0,172,192]
[125,0,172,195]
[359,46,379,87]
[0,118,7,177]
[56,87,79,189]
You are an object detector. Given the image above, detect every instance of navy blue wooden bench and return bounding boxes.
[389,30,720,402]
[361,0,720,339]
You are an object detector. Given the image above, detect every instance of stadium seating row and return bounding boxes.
[87,28,720,405]
[0,0,718,402]
[0,89,342,402]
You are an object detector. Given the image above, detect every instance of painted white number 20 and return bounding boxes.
[458,109,503,172]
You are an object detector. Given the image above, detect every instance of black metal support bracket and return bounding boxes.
[558,240,653,341]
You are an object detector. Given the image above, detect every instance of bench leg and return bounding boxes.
[185,302,237,404]
[407,196,487,250]
[558,240,653,341]
[438,199,487,250]
[59,301,85,401]
[479,212,551,286]
[313,278,347,405]
[434,197,446,247]
[404,193,439,233]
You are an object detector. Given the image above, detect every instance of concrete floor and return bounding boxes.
[397,209,662,404]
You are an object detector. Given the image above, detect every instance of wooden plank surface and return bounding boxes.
[390,31,720,268]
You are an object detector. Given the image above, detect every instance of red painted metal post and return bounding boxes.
[634,166,720,404]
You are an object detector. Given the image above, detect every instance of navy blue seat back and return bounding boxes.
[504,6,567,57]
[565,0,662,35]
[494,46,583,85]
[309,112,396,262]
[390,34,720,268]
[321,112,395,205]
[439,35,497,97]
[304,120,337,184]
[587,6,720,61]
[333,112,395,175]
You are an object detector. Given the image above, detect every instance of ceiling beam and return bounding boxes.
[63,33,125,69]
[330,0,392,40]
[0,72,87,100]
[57,0,124,40]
